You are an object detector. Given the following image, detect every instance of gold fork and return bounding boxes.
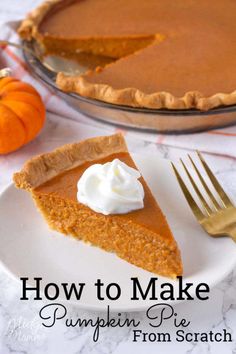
[171,152,236,243]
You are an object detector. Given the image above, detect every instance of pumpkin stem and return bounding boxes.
[0,68,12,79]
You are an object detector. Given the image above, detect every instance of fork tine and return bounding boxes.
[188,154,220,211]
[180,159,212,215]
[197,151,233,208]
[171,162,205,221]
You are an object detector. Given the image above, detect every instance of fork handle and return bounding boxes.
[228,229,236,243]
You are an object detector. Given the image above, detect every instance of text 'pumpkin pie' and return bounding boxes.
[19,0,236,110]
[13,133,182,278]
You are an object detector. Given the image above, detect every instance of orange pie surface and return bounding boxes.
[19,0,236,109]
[13,134,182,278]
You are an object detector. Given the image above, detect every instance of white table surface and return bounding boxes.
[0,2,236,353]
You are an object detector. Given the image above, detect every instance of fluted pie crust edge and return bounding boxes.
[18,0,236,111]
[56,72,236,111]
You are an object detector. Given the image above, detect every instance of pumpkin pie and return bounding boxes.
[13,133,182,278]
[19,0,236,110]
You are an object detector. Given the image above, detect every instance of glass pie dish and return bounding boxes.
[23,40,236,134]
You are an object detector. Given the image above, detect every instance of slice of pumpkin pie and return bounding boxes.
[13,133,182,278]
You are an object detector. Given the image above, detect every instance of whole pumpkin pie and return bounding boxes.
[13,133,182,278]
[19,0,236,110]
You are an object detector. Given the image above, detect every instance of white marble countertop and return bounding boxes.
[0,2,236,353]
[0,113,235,354]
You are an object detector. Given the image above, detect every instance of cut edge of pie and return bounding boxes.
[13,133,183,278]
[18,0,236,111]
[18,0,163,59]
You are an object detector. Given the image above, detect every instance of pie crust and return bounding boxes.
[13,133,183,278]
[18,0,62,41]
[56,72,236,111]
[13,133,126,190]
[18,0,236,111]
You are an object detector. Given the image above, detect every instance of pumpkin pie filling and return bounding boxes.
[13,134,182,278]
[34,152,170,235]
[65,31,236,103]
[19,0,236,109]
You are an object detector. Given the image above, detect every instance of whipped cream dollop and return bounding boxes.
[77,158,144,215]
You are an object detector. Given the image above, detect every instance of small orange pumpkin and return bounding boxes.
[0,76,46,154]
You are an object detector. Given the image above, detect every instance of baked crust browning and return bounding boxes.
[13,133,127,190]
[18,0,64,40]
[57,72,236,111]
[18,0,236,111]
[13,133,183,278]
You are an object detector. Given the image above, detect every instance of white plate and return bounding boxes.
[0,154,235,311]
